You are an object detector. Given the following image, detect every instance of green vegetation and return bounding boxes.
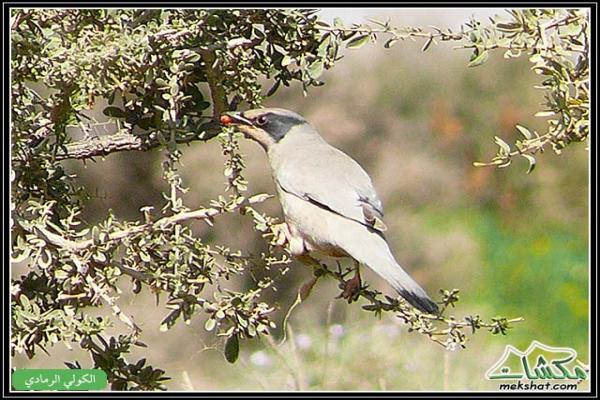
[11,8,588,391]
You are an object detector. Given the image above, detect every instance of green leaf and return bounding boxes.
[248,193,273,204]
[421,36,434,52]
[196,101,210,110]
[346,34,370,49]
[384,38,398,49]
[468,50,489,67]
[11,247,31,263]
[37,249,52,269]
[281,55,294,67]
[515,124,532,139]
[204,318,216,332]
[494,136,511,154]
[155,78,168,87]
[522,154,536,174]
[224,334,239,363]
[54,269,68,279]
[496,22,522,31]
[103,106,126,118]
[19,294,31,311]
[93,252,107,263]
[92,226,101,245]
[534,111,555,117]
[307,59,325,79]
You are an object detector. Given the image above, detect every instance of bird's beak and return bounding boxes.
[220,111,273,150]
[220,112,253,126]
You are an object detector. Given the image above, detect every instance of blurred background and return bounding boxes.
[14,8,589,391]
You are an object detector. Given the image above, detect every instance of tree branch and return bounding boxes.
[53,121,221,161]
[198,48,229,117]
[29,195,266,253]
[52,36,251,162]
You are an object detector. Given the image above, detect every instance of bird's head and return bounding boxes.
[220,108,309,150]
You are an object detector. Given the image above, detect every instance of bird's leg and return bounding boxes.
[270,222,291,247]
[338,261,362,303]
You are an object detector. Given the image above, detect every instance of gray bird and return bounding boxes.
[221,108,438,314]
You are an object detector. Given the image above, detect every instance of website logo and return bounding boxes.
[485,340,588,391]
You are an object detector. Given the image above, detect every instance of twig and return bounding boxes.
[29,196,265,253]
[85,274,141,336]
[53,123,220,161]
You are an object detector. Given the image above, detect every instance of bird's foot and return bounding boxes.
[338,272,362,303]
[270,222,291,247]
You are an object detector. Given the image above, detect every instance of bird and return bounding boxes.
[220,108,439,314]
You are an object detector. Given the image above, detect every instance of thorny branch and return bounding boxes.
[24,195,267,253]
[302,261,524,350]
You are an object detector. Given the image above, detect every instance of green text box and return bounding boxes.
[12,369,107,391]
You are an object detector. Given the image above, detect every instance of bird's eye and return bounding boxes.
[255,115,268,126]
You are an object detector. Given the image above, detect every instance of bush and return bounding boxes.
[11,8,588,390]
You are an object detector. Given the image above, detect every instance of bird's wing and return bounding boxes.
[274,144,387,233]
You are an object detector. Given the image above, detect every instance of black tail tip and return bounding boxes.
[399,290,439,314]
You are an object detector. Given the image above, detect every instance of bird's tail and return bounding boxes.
[346,232,439,314]
[379,261,439,314]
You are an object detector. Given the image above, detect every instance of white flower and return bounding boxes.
[295,333,312,350]
[249,350,272,367]
[329,324,345,338]
[445,340,461,352]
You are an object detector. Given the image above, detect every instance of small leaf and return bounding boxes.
[515,124,532,139]
[37,249,52,269]
[281,55,294,67]
[504,48,521,59]
[103,106,126,118]
[91,226,101,245]
[139,251,151,262]
[529,53,543,64]
[204,318,216,332]
[346,34,370,49]
[496,22,522,31]
[224,334,239,364]
[384,38,398,48]
[248,193,273,204]
[468,50,489,67]
[494,136,511,154]
[11,248,31,263]
[93,252,107,263]
[19,294,31,311]
[169,82,179,96]
[54,269,68,280]
[307,59,325,79]
[522,154,536,174]
[535,111,555,117]
[421,36,434,52]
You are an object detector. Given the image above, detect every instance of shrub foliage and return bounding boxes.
[11,8,587,390]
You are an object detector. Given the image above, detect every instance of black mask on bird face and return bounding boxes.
[221,108,308,150]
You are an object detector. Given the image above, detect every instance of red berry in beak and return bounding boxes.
[220,115,233,125]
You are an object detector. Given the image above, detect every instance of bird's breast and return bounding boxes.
[275,187,348,258]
